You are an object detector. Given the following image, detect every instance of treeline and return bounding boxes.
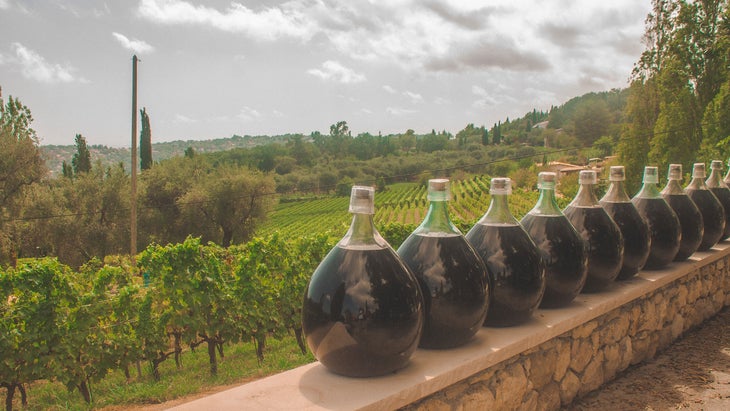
[0,234,335,410]
[618,0,730,192]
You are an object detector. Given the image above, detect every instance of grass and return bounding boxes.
[12,335,315,410]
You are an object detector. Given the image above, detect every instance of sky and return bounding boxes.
[0,0,653,147]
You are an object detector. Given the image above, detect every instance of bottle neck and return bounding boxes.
[414,200,461,235]
[635,182,662,199]
[340,213,388,248]
[686,176,708,191]
[661,179,685,196]
[706,169,728,189]
[601,181,631,203]
[568,183,600,207]
[529,187,562,216]
[479,194,519,225]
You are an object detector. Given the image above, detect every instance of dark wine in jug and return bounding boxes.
[686,163,725,250]
[520,172,587,308]
[706,160,730,241]
[600,166,650,279]
[564,170,624,292]
[632,166,680,269]
[397,179,488,349]
[302,186,423,377]
[466,178,544,327]
[661,164,703,261]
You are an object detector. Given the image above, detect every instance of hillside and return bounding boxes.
[40,134,294,176]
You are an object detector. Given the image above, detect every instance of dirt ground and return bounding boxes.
[566,307,730,411]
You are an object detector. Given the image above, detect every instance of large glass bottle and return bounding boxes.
[520,172,588,307]
[661,164,703,261]
[706,160,730,241]
[599,166,651,279]
[465,177,545,327]
[302,186,424,377]
[632,166,681,268]
[685,162,725,250]
[564,170,624,291]
[397,179,489,348]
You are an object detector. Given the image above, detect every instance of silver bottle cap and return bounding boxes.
[609,166,625,182]
[643,166,659,184]
[537,172,556,190]
[711,160,723,170]
[579,170,597,185]
[668,164,682,181]
[349,185,375,214]
[427,178,450,201]
[692,163,706,179]
[490,177,512,195]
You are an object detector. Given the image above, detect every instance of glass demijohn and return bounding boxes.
[631,166,681,268]
[302,186,424,377]
[685,163,725,250]
[661,164,703,261]
[465,177,545,326]
[599,166,651,279]
[520,172,588,307]
[705,160,730,241]
[564,170,624,291]
[397,179,489,348]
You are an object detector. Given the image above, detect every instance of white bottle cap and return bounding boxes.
[668,164,682,181]
[692,163,706,179]
[349,185,375,214]
[711,160,723,170]
[643,166,659,184]
[537,172,556,190]
[579,170,597,185]
[427,178,451,201]
[490,177,512,195]
[609,166,625,181]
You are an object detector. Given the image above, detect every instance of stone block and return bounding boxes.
[527,348,558,389]
[578,352,604,396]
[559,370,581,405]
[570,338,593,373]
[459,390,495,411]
[419,398,452,411]
[553,339,571,381]
[670,314,684,340]
[537,382,561,411]
[521,390,539,411]
[630,333,651,365]
[618,336,632,371]
[602,343,620,381]
[602,315,630,345]
[571,320,598,339]
[492,361,528,411]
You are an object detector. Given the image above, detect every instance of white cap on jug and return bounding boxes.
[579,170,597,185]
[538,172,556,190]
[349,185,375,214]
[643,166,659,184]
[490,177,512,195]
[668,164,682,181]
[692,163,706,179]
[609,166,625,181]
[427,179,451,201]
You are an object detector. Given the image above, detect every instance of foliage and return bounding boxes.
[71,134,92,175]
[140,108,153,170]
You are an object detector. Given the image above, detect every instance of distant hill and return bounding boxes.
[41,134,296,176]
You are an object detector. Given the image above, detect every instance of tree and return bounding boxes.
[178,165,276,247]
[0,90,46,264]
[140,108,153,170]
[572,99,611,145]
[71,134,92,175]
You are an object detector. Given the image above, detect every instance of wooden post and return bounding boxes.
[131,55,138,266]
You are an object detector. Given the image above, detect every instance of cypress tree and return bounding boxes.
[72,133,91,174]
[140,107,153,170]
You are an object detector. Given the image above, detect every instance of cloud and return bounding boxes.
[0,0,9,10]
[382,85,397,94]
[307,60,365,84]
[386,107,417,116]
[403,91,423,103]
[422,1,495,30]
[425,39,551,72]
[174,114,197,123]
[9,43,86,83]
[112,32,155,54]
[237,106,262,122]
[137,0,315,41]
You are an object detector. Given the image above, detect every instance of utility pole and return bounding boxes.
[131,55,138,266]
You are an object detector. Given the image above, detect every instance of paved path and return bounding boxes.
[566,308,730,410]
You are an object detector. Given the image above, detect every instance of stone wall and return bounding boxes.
[403,255,730,411]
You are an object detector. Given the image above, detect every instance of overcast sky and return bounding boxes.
[0,0,652,147]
